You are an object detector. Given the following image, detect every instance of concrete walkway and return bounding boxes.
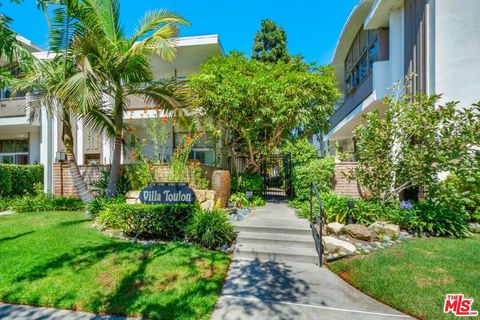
[211,201,413,320]
[0,304,138,320]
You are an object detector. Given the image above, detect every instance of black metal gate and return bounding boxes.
[261,154,292,198]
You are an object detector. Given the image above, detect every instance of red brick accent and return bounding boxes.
[332,162,363,198]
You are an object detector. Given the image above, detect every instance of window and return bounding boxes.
[0,139,29,164]
[85,154,101,165]
[344,27,381,95]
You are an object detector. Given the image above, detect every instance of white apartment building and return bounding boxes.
[0,34,224,193]
[319,0,480,157]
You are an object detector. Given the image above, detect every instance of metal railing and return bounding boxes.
[310,182,325,266]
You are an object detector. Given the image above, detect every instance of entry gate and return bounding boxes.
[261,154,293,198]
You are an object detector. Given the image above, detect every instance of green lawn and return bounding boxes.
[0,211,230,320]
[329,235,480,320]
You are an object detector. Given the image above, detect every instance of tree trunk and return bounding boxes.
[106,135,122,197]
[106,93,124,198]
[62,111,94,202]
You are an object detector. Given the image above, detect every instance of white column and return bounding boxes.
[40,108,54,194]
[103,135,112,164]
[76,118,84,165]
[389,6,404,87]
[29,131,41,164]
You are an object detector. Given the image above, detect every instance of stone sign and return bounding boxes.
[139,182,196,205]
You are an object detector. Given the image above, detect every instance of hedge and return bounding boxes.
[97,203,198,240]
[0,164,43,196]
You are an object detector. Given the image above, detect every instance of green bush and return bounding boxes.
[97,203,197,239]
[291,192,400,225]
[185,208,234,249]
[0,167,12,196]
[0,197,12,211]
[91,167,131,196]
[0,164,43,196]
[124,163,153,190]
[392,200,470,238]
[292,157,335,200]
[86,196,126,216]
[229,192,266,208]
[231,172,264,195]
[11,195,84,213]
[281,138,318,165]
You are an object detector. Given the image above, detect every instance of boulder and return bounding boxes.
[126,198,140,204]
[200,199,215,211]
[126,190,140,199]
[194,190,207,203]
[469,223,480,233]
[368,221,400,237]
[344,224,376,241]
[206,190,216,201]
[322,236,356,254]
[326,222,345,235]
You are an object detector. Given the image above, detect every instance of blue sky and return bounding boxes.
[2,0,358,65]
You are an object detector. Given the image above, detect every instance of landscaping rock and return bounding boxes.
[194,190,207,203]
[344,224,376,241]
[399,231,412,239]
[469,223,480,233]
[339,235,350,241]
[383,235,392,242]
[368,221,400,237]
[126,190,140,199]
[206,190,216,201]
[322,236,356,254]
[326,222,345,235]
[200,199,215,211]
[126,198,140,204]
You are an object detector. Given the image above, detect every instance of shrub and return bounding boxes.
[231,172,264,195]
[91,167,131,196]
[291,192,400,225]
[124,163,153,190]
[229,192,266,208]
[0,167,12,196]
[292,157,335,200]
[185,208,234,249]
[0,197,13,211]
[0,164,43,196]
[97,203,197,239]
[281,138,317,165]
[392,200,470,238]
[11,195,83,213]
[86,196,125,216]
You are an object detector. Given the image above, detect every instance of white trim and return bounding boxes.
[324,93,376,142]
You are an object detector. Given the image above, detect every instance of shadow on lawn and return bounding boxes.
[0,230,35,242]
[5,231,225,319]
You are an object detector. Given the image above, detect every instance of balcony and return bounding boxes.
[330,73,373,129]
[329,60,391,131]
[0,97,27,118]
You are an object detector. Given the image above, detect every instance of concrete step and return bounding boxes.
[234,218,311,236]
[235,243,319,265]
[237,231,314,248]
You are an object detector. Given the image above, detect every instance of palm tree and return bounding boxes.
[54,0,189,197]
[12,56,108,202]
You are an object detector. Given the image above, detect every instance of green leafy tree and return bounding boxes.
[352,79,480,203]
[189,52,339,172]
[52,0,189,197]
[252,18,289,63]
